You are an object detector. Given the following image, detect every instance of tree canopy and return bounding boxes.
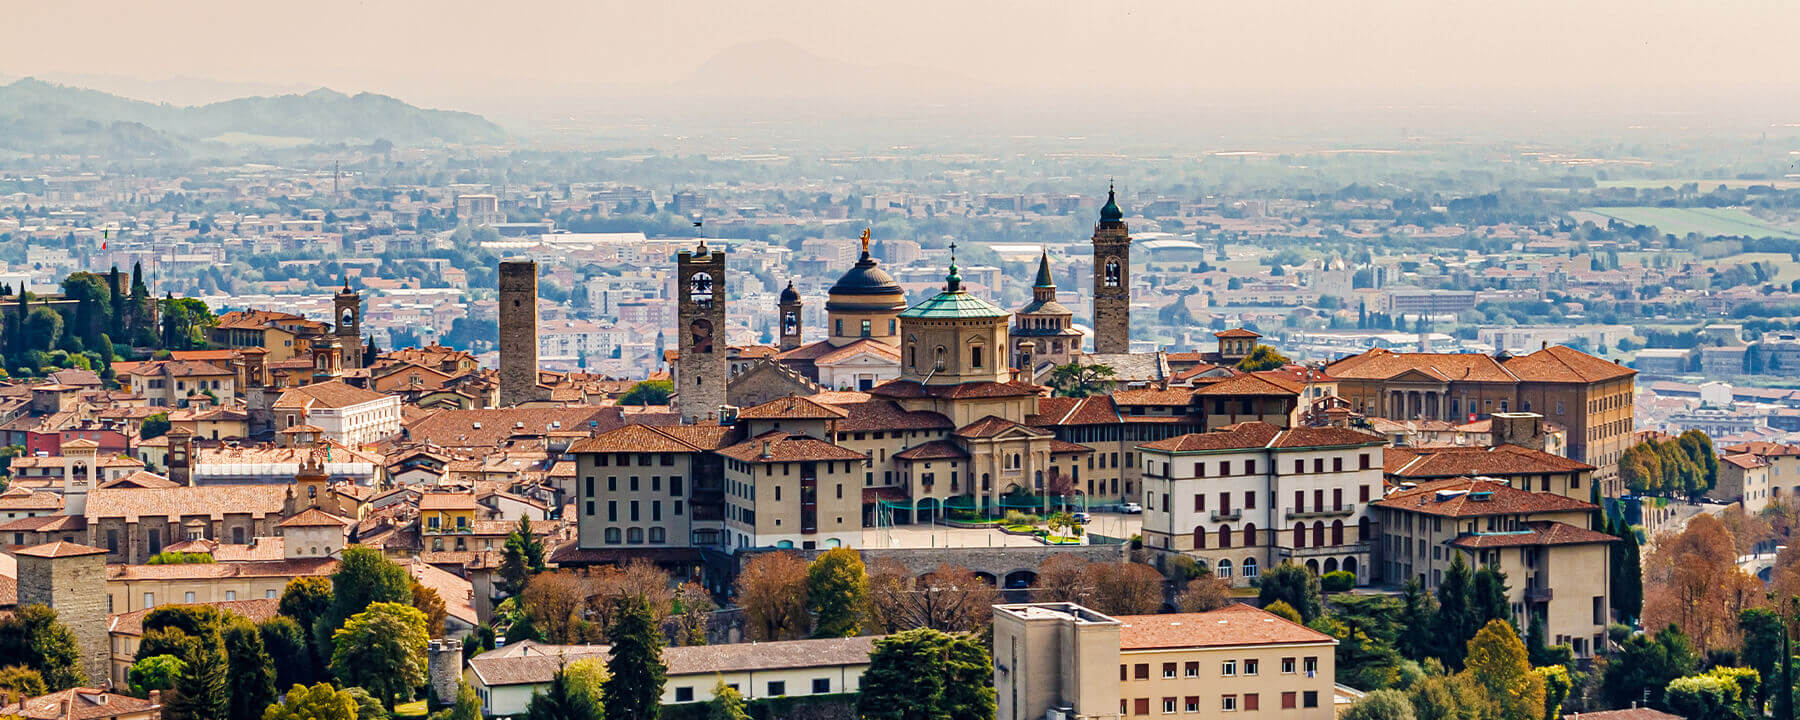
[858,628,995,720]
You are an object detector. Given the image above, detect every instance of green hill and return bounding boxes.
[0,78,505,155]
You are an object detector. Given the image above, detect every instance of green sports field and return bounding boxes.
[1574,206,1799,240]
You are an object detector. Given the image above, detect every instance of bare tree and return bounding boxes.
[1084,562,1166,615]
[1176,575,1232,612]
[870,562,999,633]
[520,570,602,643]
[671,581,715,646]
[736,551,809,641]
[1035,554,1095,604]
[586,559,674,635]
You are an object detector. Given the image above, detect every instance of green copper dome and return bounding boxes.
[1099,184,1123,222]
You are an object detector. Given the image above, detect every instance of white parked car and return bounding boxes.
[1120,502,1143,514]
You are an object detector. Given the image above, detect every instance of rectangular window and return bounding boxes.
[607,501,617,521]
[1245,491,1256,509]
[1186,697,1200,713]
[812,678,830,694]
[1304,657,1318,675]
[1135,699,1151,716]
[1185,661,1199,678]
[768,681,785,697]
[1221,660,1237,676]
[1134,663,1149,680]
[1303,691,1319,708]
[630,501,640,521]
[1163,698,1176,714]
[1244,658,1259,676]
[1360,485,1371,503]
[1360,452,1371,469]
[1245,694,1259,711]
[1282,692,1297,709]
[1246,459,1256,475]
[1163,662,1177,678]
[1195,494,1205,512]
[1281,658,1296,674]
[674,687,693,703]
[1222,695,1237,712]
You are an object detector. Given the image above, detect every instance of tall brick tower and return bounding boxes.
[676,241,727,423]
[1091,183,1132,354]
[334,280,363,369]
[16,541,110,685]
[498,259,540,406]
[778,280,803,351]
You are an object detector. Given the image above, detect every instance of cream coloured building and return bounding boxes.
[995,602,1340,720]
[1137,423,1386,585]
[720,431,866,550]
[1373,478,1614,657]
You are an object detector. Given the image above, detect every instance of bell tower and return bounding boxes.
[778,280,803,351]
[1091,182,1132,354]
[334,279,363,369]
[677,240,728,423]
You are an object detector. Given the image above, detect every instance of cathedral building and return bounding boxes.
[1012,252,1084,377]
[767,229,903,392]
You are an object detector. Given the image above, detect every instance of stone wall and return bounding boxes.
[18,551,109,686]
[498,259,540,407]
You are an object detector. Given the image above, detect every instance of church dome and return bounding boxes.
[1099,184,1123,222]
[779,281,801,305]
[826,249,906,312]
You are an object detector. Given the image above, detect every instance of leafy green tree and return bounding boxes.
[343,687,388,720]
[807,547,870,638]
[260,683,357,720]
[257,617,312,689]
[0,664,48,698]
[525,663,604,720]
[1340,689,1415,720]
[316,548,411,655]
[147,551,215,564]
[1257,562,1323,623]
[141,412,172,440]
[1461,620,1546,720]
[1607,510,1643,624]
[619,379,673,405]
[1676,430,1719,494]
[500,517,547,597]
[858,628,995,720]
[1665,667,1758,720]
[1263,600,1304,624]
[328,603,430,710]
[602,597,666,720]
[167,628,229,720]
[706,679,748,720]
[1236,344,1291,371]
[1602,626,1700,710]
[1396,578,1439,661]
[0,604,84,690]
[1435,554,1477,668]
[24,307,63,353]
[1473,565,1511,627]
[1525,614,1572,668]
[279,576,334,677]
[136,627,203,665]
[61,271,113,347]
[1321,570,1356,593]
[129,654,185,697]
[1537,666,1571,720]
[223,618,276,720]
[1737,608,1783,709]
[1047,361,1117,398]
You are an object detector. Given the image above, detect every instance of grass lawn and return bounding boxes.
[393,700,429,719]
[1576,206,1799,240]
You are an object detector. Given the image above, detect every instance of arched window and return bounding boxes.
[1294,524,1307,548]
[1218,525,1233,548]
[1194,526,1207,549]
[1358,516,1372,542]
[1332,520,1345,545]
[688,271,714,306]
[1313,521,1326,547]
[604,527,621,544]
[689,318,714,353]
[648,527,666,544]
[1243,523,1257,547]
[1243,557,1259,579]
[1104,259,1121,287]
[908,344,917,368]
[627,527,645,544]
[1218,559,1233,579]
[934,346,947,372]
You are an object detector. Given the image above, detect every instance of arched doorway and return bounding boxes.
[1323,557,1339,574]
[1305,559,1320,574]
[1343,556,1359,581]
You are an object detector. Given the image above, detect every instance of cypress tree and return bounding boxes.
[602,596,666,720]
[1435,554,1476,669]
[107,266,125,339]
[166,629,228,720]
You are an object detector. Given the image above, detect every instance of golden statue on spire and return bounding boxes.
[860,227,871,253]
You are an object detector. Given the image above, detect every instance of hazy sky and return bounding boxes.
[7,0,1798,110]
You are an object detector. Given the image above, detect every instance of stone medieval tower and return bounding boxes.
[498,259,541,406]
[1091,184,1132,354]
[778,281,803,351]
[334,281,364,369]
[677,241,727,422]
[17,541,109,685]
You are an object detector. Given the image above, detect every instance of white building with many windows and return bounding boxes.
[272,380,402,447]
[1137,422,1386,585]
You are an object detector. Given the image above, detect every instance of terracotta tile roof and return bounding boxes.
[469,636,877,686]
[0,688,159,720]
[567,422,741,454]
[1722,441,1800,458]
[1721,453,1767,470]
[717,431,867,464]
[405,558,478,626]
[277,508,352,528]
[1373,478,1596,517]
[1384,444,1594,478]
[419,491,478,512]
[1112,388,1195,406]
[1048,439,1096,454]
[1191,373,1301,397]
[812,339,902,366]
[1214,328,1262,339]
[127,359,233,378]
[0,514,87,533]
[405,407,625,448]
[1026,396,1122,426]
[834,401,954,433]
[1140,423,1380,454]
[273,380,389,409]
[811,390,872,405]
[1116,603,1335,650]
[1325,348,1518,383]
[893,440,969,461]
[106,557,337,581]
[0,488,64,511]
[15,541,108,558]
[736,395,850,420]
[1560,709,1683,720]
[84,485,289,522]
[1502,345,1636,383]
[953,415,1052,439]
[108,598,279,637]
[868,379,1042,400]
[1448,521,1616,549]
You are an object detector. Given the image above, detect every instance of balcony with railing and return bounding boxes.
[1286,506,1355,521]
[1210,510,1243,523]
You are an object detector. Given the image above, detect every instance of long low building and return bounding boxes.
[466,636,877,715]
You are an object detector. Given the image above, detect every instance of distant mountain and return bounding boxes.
[0,78,506,156]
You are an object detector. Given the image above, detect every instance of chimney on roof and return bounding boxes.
[149,691,160,707]
[1541,341,1547,350]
